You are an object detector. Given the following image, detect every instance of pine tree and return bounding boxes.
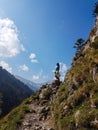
[93,2,98,16]
[73,38,85,53]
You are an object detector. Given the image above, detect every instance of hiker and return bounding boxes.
[55,63,60,81]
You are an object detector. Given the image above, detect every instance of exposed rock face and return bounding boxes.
[91,117,98,128]
[74,110,80,128]
[52,14,98,130]
[72,15,98,67]
[85,15,98,49]
[94,15,98,36]
[93,64,98,83]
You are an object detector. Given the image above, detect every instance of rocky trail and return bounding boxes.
[17,80,61,130]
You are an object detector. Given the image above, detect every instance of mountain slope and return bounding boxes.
[0,34,98,130]
[52,16,98,130]
[15,75,41,91]
[0,81,60,130]
[0,7,98,130]
[0,67,33,117]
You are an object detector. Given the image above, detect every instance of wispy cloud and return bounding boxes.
[32,75,39,80]
[0,61,12,73]
[29,53,38,63]
[32,69,46,81]
[0,18,25,58]
[60,62,67,73]
[60,62,67,81]
[32,69,43,81]
[19,64,29,72]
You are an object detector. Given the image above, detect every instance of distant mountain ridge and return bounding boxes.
[15,75,41,91]
[0,67,33,117]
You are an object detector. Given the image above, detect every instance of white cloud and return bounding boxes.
[0,18,25,58]
[21,44,25,51]
[32,69,44,81]
[29,53,38,63]
[29,53,36,59]
[31,59,38,63]
[60,62,68,81]
[0,61,12,73]
[19,64,29,72]
[60,63,67,73]
[32,75,39,80]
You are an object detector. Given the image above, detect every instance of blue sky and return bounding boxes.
[0,0,96,83]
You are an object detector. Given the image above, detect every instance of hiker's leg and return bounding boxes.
[55,75,60,81]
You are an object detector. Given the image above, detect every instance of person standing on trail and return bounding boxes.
[55,63,60,81]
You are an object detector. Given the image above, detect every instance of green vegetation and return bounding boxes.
[43,89,52,100]
[0,14,98,130]
[93,2,98,16]
[0,67,32,117]
[73,38,85,53]
[52,37,98,130]
[0,98,31,130]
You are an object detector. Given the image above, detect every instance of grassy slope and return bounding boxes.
[53,38,98,130]
[0,39,98,130]
[0,94,35,130]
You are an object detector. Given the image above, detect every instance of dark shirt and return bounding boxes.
[56,66,60,71]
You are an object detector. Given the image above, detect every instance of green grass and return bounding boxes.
[52,39,98,130]
[43,89,52,100]
[0,39,98,130]
[0,98,31,130]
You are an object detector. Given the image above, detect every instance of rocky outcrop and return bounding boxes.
[93,63,98,83]
[17,80,61,130]
[72,14,98,67]
[52,12,98,129]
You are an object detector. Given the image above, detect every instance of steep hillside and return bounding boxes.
[52,17,98,130]
[0,80,60,130]
[0,67,33,117]
[0,6,98,130]
[0,33,98,130]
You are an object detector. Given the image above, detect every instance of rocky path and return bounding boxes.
[18,102,54,130]
[17,81,60,130]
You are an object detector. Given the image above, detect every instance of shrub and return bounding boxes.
[43,89,52,100]
[93,2,98,16]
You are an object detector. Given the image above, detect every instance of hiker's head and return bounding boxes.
[56,63,60,67]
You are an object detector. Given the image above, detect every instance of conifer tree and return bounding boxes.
[74,38,85,53]
[93,2,98,16]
